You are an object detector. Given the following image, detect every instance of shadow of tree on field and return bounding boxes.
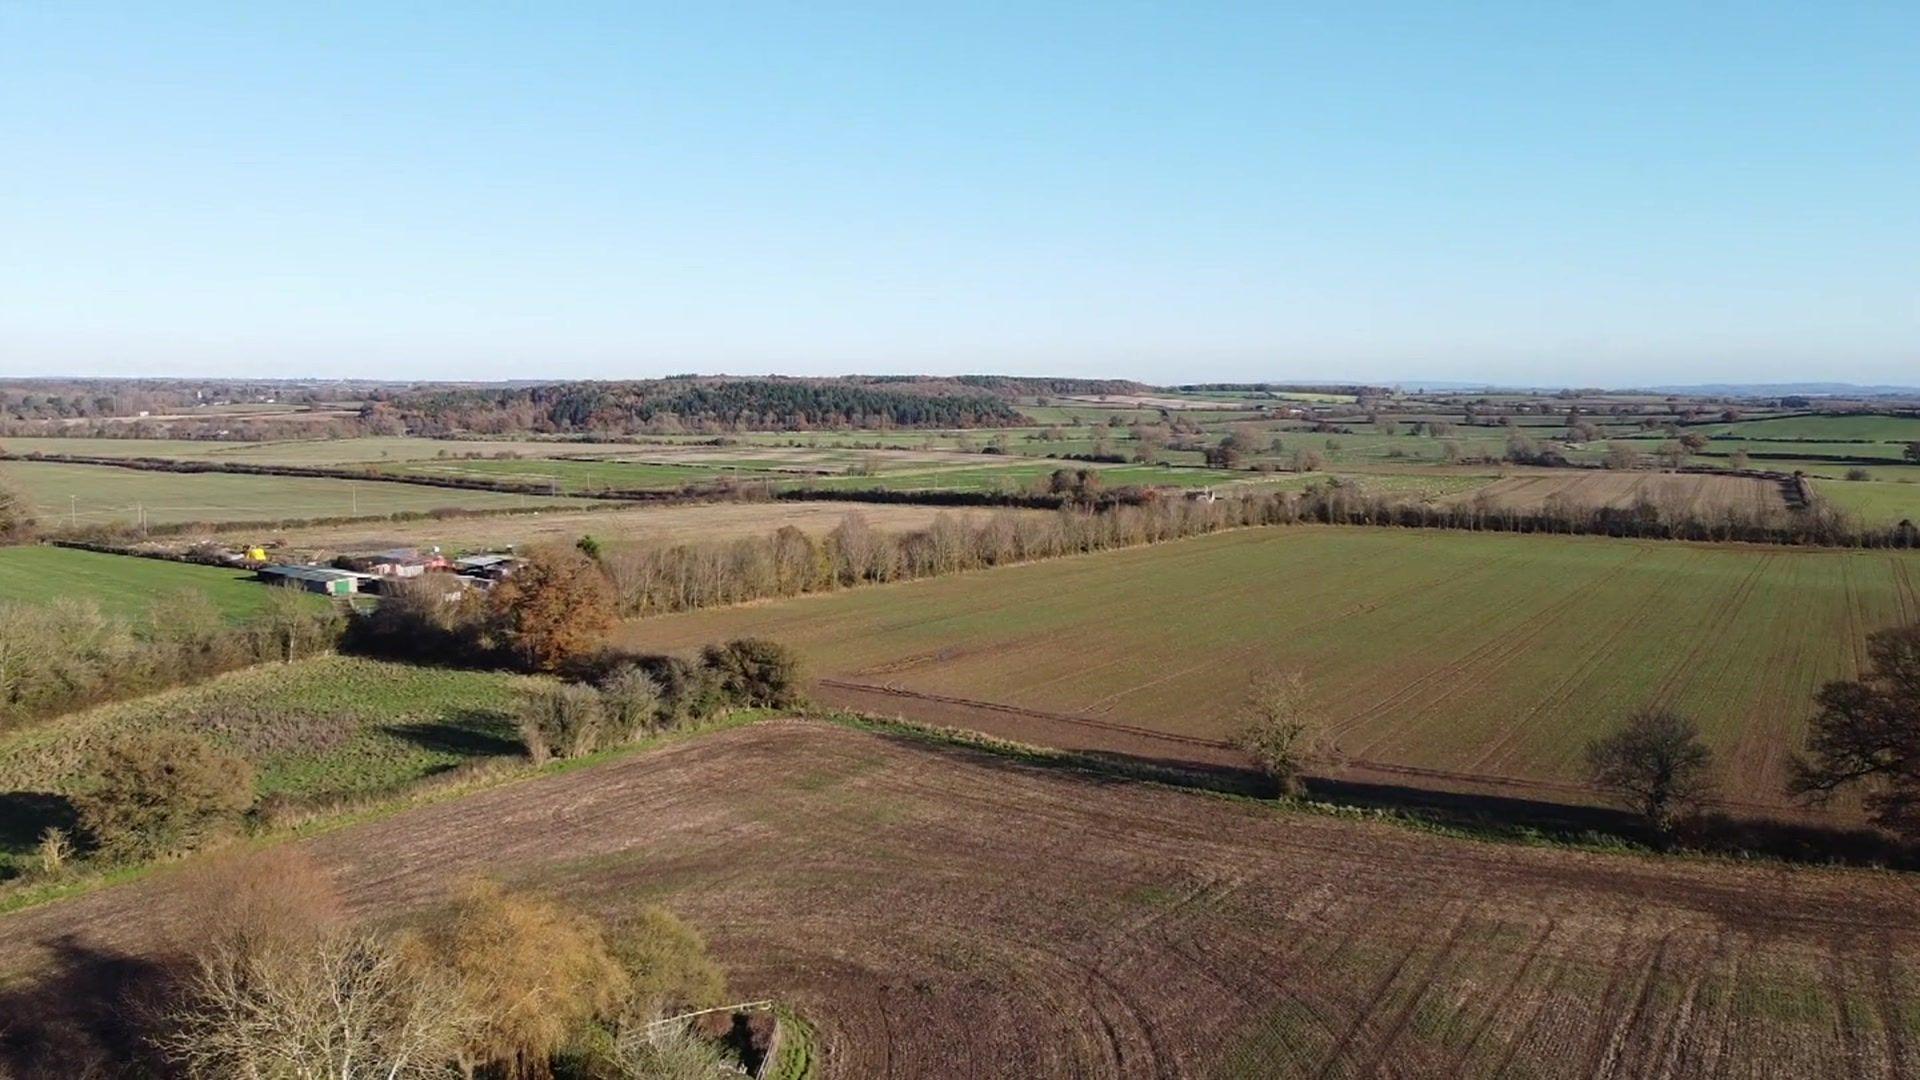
[0,933,180,1078]
[384,709,522,760]
[859,727,1918,871]
[0,791,78,865]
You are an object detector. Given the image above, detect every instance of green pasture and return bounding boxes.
[1690,414,1920,443]
[0,545,280,620]
[3,459,581,527]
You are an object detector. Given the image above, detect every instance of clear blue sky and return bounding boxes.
[2,2,1914,386]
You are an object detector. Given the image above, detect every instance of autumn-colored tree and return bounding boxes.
[416,881,629,1079]
[487,549,615,672]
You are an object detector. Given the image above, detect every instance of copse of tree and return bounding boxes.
[1791,623,1920,839]
[1906,441,1920,464]
[75,729,255,860]
[391,376,1024,436]
[1583,709,1714,835]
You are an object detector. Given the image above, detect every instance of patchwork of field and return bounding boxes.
[619,527,1920,814]
[4,721,1917,1077]
[212,501,1041,557]
[1446,469,1791,516]
[0,545,276,620]
[1,460,582,526]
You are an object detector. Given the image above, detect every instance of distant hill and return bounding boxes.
[1632,382,1920,398]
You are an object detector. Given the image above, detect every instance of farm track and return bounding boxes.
[6,720,1918,1078]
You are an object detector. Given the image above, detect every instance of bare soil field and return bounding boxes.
[1450,469,1790,517]
[205,500,1036,557]
[619,527,1920,816]
[3,721,1916,1078]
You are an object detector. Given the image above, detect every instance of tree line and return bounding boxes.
[390,377,1025,436]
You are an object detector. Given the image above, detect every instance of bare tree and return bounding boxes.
[162,929,473,1080]
[1233,667,1315,796]
[1584,709,1714,834]
[1791,623,1920,839]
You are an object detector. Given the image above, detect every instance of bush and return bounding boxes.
[417,881,630,1076]
[699,638,804,709]
[1846,467,1873,482]
[74,729,255,860]
[516,682,608,763]
[601,665,665,742]
[608,905,727,1019]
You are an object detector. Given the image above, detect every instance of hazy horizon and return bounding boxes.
[3,4,1915,386]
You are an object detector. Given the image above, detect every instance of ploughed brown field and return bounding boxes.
[1447,469,1792,517]
[5,720,1917,1078]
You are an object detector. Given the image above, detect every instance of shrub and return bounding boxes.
[601,665,665,742]
[416,880,630,1077]
[74,729,255,860]
[608,905,728,1019]
[1846,467,1873,482]
[699,638,803,709]
[516,682,607,763]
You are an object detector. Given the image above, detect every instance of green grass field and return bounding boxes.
[390,456,776,492]
[2,460,582,527]
[620,526,1920,812]
[1812,478,1920,526]
[1692,414,1920,442]
[0,656,536,876]
[0,545,277,620]
[0,435,649,465]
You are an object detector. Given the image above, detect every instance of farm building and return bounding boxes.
[341,547,450,578]
[257,564,360,596]
[453,553,521,580]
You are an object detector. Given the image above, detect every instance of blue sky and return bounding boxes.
[2,2,1914,386]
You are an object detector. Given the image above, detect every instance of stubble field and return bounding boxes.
[619,526,1920,814]
[3,721,1915,1078]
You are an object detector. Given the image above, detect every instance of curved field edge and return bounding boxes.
[2,718,1917,1078]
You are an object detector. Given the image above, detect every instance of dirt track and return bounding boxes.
[4,720,1918,1077]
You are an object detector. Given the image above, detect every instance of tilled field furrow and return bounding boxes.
[5,721,1919,1079]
